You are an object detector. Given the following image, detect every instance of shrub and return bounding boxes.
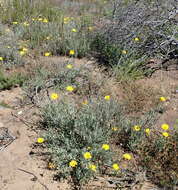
[91,0,178,75]
[40,99,124,188]
[0,23,24,66]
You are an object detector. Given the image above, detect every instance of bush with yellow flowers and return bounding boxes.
[40,99,124,187]
[0,23,24,66]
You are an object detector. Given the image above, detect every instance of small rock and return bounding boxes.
[0,122,4,128]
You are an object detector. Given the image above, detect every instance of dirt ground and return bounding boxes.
[0,58,178,190]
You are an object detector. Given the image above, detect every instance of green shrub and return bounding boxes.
[40,99,124,188]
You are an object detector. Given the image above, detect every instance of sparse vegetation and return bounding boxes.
[0,0,177,189]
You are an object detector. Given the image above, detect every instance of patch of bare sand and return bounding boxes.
[0,87,70,190]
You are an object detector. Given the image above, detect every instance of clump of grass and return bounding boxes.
[0,69,26,90]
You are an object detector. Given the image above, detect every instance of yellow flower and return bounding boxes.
[123,153,132,160]
[145,128,150,134]
[32,18,36,21]
[46,36,51,40]
[83,152,92,160]
[69,160,78,167]
[23,22,29,26]
[69,50,75,55]
[134,37,140,41]
[22,47,28,52]
[48,162,56,169]
[66,64,73,69]
[50,93,59,100]
[112,163,120,171]
[12,21,18,24]
[160,97,166,102]
[133,125,141,131]
[112,127,118,131]
[19,51,26,56]
[71,28,77,32]
[162,132,169,137]
[38,18,43,21]
[102,144,110,151]
[7,46,11,49]
[88,26,93,31]
[161,124,169,131]
[0,57,3,61]
[82,100,88,105]
[43,18,48,23]
[122,50,127,54]
[87,146,92,150]
[104,95,110,100]
[66,86,74,92]
[88,164,97,172]
[44,52,51,56]
[37,137,44,143]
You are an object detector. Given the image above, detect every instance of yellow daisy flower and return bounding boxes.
[88,164,97,172]
[44,52,51,57]
[104,95,110,100]
[38,18,43,21]
[161,124,169,131]
[122,50,127,54]
[71,28,77,32]
[19,51,26,56]
[66,64,73,69]
[112,163,120,171]
[23,22,29,26]
[162,132,169,137]
[145,128,150,135]
[22,47,28,52]
[50,93,59,100]
[46,36,51,40]
[37,137,44,143]
[83,152,92,160]
[88,26,93,31]
[112,127,118,131]
[69,50,75,55]
[69,160,78,167]
[123,153,132,160]
[43,18,48,23]
[0,57,3,61]
[12,21,18,24]
[102,144,110,151]
[66,86,74,92]
[134,37,140,41]
[133,125,141,131]
[160,97,166,102]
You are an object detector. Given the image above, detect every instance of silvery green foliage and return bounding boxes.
[40,99,124,184]
[0,23,23,65]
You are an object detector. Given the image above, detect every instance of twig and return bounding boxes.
[18,168,49,190]
[11,112,36,128]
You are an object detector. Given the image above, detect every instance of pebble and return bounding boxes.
[0,122,4,128]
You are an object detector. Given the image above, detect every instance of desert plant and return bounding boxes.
[40,99,124,188]
[91,0,178,75]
